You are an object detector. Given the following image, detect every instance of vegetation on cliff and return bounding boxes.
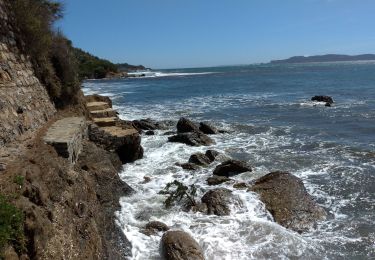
[0,195,25,255]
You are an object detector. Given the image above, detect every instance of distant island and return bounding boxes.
[270,54,375,64]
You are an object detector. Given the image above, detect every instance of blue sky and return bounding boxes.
[59,0,375,69]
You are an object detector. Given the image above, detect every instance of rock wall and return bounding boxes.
[0,0,56,146]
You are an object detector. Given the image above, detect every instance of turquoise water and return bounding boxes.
[84,62,375,259]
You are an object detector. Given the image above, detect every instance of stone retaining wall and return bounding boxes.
[0,0,56,146]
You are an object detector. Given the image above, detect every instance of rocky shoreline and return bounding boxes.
[119,115,328,259]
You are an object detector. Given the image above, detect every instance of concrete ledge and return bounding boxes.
[44,117,87,164]
[93,117,118,127]
[90,108,117,118]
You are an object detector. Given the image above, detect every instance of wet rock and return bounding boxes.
[188,153,211,166]
[189,203,208,214]
[168,132,214,146]
[325,102,331,107]
[251,171,327,233]
[311,95,334,104]
[163,131,176,136]
[178,163,200,171]
[213,160,252,177]
[141,176,151,184]
[133,119,165,131]
[145,130,155,135]
[205,150,219,162]
[199,122,219,135]
[142,221,169,236]
[233,182,250,190]
[177,117,200,133]
[206,176,231,186]
[160,230,205,260]
[201,188,234,216]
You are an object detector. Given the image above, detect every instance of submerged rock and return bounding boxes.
[206,175,231,186]
[168,132,214,146]
[251,171,326,233]
[145,130,155,135]
[199,122,219,135]
[141,221,169,236]
[177,117,200,133]
[160,230,205,260]
[188,152,212,166]
[201,188,235,216]
[178,163,200,171]
[311,95,334,104]
[213,160,252,177]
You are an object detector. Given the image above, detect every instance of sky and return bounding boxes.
[59,0,375,69]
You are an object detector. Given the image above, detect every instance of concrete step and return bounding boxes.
[90,108,117,118]
[93,117,118,127]
[43,117,87,164]
[101,126,138,137]
[86,101,110,112]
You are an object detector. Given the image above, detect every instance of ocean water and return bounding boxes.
[83,62,375,260]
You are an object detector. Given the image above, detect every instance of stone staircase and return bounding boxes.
[85,95,143,163]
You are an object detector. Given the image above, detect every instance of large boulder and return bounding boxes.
[188,153,212,166]
[199,122,219,135]
[177,117,200,133]
[160,230,205,260]
[251,171,326,233]
[177,163,200,171]
[201,188,234,216]
[213,160,252,177]
[168,132,214,146]
[311,95,334,104]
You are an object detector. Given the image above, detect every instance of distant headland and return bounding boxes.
[270,54,375,64]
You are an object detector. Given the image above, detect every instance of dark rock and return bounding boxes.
[199,122,219,135]
[251,171,327,233]
[213,160,252,177]
[325,102,331,107]
[142,221,169,236]
[201,188,234,216]
[145,130,155,135]
[168,132,214,146]
[205,150,220,162]
[160,230,205,260]
[177,117,200,133]
[311,95,334,104]
[141,176,151,184]
[178,163,200,171]
[188,153,212,166]
[189,203,208,214]
[206,176,231,186]
[233,182,249,190]
[0,162,6,171]
[163,131,176,136]
[133,119,160,131]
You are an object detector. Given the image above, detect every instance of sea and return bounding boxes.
[83,62,375,260]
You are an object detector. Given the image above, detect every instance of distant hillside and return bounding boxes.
[271,54,375,64]
[117,63,147,72]
[73,48,118,79]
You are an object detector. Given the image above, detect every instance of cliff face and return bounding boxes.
[0,0,56,147]
[0,1,137,259]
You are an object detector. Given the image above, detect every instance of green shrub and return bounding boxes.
[0,195,25,256]
[159,180,197,208]
[13,176,24,187]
